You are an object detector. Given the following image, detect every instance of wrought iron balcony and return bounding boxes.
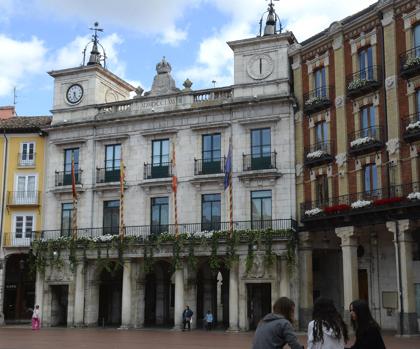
[401,112,420,143]
[17,153,36,167]
[346,65,382,98]
[303,86,332,114]
[7,191,40,206]
[348,126,384,156]
[304,141,334,167]
[96,167,121,183]
[22,219,298,245]
[194,157,225,175]
[144,162,173,180]
[55,170,82,187]
[2,231,38,248]
[243,152,276,171]
[301,181,420,222]
[400,47,420,79]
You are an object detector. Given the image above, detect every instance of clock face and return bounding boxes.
[66,84,84,104]
[247,54,274,80]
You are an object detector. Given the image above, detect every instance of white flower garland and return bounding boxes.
[407,192,420,200]
[307,150,327,159]
[403,56,420,69]
[304,208,323,216]
[305,96,328,106]
[405,120,420,131]
[350,136,375,148]
[351,200,372,209]
[348,78,369,91]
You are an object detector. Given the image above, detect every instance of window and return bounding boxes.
[20,142,35,166]
[103,200,119,235]
[315,175,329,205]
[251,128,271,170]
[251,190,272,229]
[414,24,420,55]
[15,175,37,204]
[314,67,327,97]
[151,197,168,234]
[61,203,73,236]
[64,148,79,185]
[358,47,373,80]
[315,121,328,145]
[201,194,221,231]
[360,105,376,139]
[14,215,34,239]
[151,139,170,178]
[105,144,121,182]
[202,134,221,174]
[364,164,378,196]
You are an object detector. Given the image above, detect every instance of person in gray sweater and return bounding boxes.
[252,297,304,349]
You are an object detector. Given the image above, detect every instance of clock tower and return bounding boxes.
[228,1,296,98]
[48,23,135,125]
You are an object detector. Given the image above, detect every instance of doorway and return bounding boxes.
[247,283,271,330]
[98,264,123,326]
[50,285,68,326]
[358,269,369,301]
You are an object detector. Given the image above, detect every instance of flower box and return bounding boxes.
[324,204,351,214]
[304,208,323,216]
[348,78,369,91]
[406,120,420,131]
[304,96,329,106]
[373,197,404,206]
[350,136,376,148]
[306,150,327,159]
[351,200,372,209]
[403,56,420,69]
[407,192,420,201]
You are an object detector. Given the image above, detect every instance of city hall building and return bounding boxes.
[0,0,419,335]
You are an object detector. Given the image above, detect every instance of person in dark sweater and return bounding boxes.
[252,297,303,349]
[346,300,386,349]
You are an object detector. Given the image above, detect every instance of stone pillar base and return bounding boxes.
[172,325,183,331]
[298,307,312,331]
[72,322,86,328]
[226,326,240,333]
[118,325,131,330]
[398,312,419,335]
[0,312,4,326]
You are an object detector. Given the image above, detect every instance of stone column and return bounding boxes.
[73,262,85,327]
[121,259,132,329]
[386,220,419,335]
[173,267,184,330]
[298,232,313,329]
[35,270,44,325]
[335,226,359,323]
[0,259,5,325]
[134,261,145,329]
[228,261,239,332]
[279,257,290,298]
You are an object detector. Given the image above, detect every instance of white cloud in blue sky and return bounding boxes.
[0,0,376,115]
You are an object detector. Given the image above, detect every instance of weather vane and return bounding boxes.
[82,22,107,68]
[259,0,282,36]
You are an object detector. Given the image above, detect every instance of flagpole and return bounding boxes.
[172,146,179,237]
[71,153,78,239]
[119,154,125,239]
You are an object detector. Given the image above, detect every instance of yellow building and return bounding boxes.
[0,107,51,324]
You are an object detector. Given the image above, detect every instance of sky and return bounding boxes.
[0,0,377,116]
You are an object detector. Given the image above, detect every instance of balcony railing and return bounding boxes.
[243,152,277,171]
[348,126,384,155]
[304,141,334,167]
[13,219,297,246]
[401,112,420,143]
[192,88,233,104]
[55,170,82,187]
[400,46,420,79]
[7,191,40,206]
[194,157,225,175]
[346,65,382,98]
[301,181,420,221]
[96,167,121,183]
[303,86,332,114]
[2,231,36,247]
[17,153,36,167]
[144,162,173,180]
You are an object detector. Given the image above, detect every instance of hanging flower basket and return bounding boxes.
[351,200,372,209]
[407,192,420,201]
[304,208,323,216]
[350,136,375,148]
[306,150,327,159]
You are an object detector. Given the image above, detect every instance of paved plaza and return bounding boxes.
[0,327,419,349]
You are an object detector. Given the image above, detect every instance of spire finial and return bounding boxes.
[87,22,103,66]
[259,0,282,36]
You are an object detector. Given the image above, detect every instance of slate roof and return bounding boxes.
[0,116,52,133]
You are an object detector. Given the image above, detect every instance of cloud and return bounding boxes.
[179,0,376,89]
[36,0,202,46]
[0,35,47,97]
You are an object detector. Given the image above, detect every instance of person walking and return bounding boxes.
[182,305,193,331]
[204,310,213,330]
[252,297,303,349]
[307,297,348,349]
[31,305,41,330]
[346,299,386,349]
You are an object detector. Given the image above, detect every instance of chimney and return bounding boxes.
[0,106,15,119]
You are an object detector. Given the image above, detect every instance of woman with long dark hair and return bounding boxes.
[252,297,303,349]
[307,297,348,349]
[346,300,386,349]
